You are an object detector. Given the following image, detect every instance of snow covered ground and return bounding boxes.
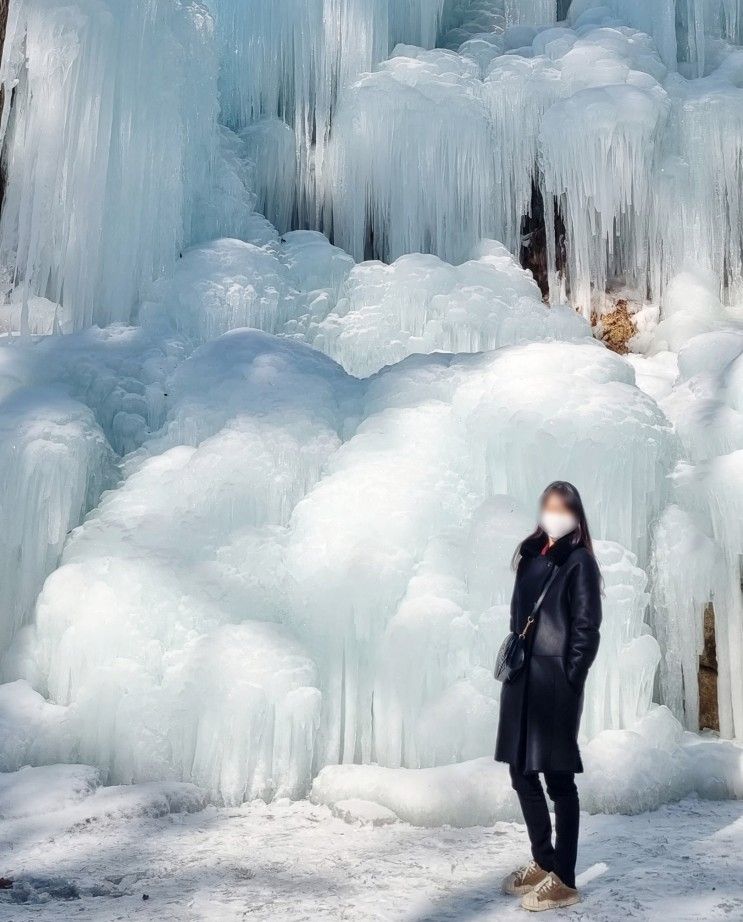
[0,764,741,921]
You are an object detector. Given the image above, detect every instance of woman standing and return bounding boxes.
[496,481,602,912]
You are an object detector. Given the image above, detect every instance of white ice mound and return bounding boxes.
[5,333,352,802]
[312,708,743,825]
[0,386,113,658]
[3,332,676,802]
[146,234,586,378]
[150,239,301,343]
[313,242,589,377]
[146,233,354,347]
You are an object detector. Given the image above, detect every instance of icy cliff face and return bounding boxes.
[0,0,254,328]
[0,0,741,807]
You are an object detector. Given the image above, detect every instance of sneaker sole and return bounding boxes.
[502,882,535,896]
[522,894,581,911]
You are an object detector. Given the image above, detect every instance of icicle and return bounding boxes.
[0,0,225,329]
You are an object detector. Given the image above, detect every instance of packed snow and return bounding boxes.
[0,761,742,920]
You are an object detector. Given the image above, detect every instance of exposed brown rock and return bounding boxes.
[698,603,720,732]
[592,299,635,355]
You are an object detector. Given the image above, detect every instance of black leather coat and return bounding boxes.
[494,531,602,773]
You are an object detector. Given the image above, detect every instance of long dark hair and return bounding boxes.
[512,481,595,568]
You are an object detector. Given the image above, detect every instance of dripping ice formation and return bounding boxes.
[0,0,741,816]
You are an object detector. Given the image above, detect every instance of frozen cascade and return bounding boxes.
[313,241,588,377]
[0,385,114,660]
[0,334,676,795]
[143,234,586,377]
[651,314,743,737]
[327,46,494,263]
[1,0,743,812]
[201,0,447,224]
[0,0,253,329]
[202,0,557,223]
[2,333,355,801]
[579,0,743,76]
[651,61,743,302]
[327,19,671,280]
[650,505,720,732]
[540,79,669,315]
[327,14,743,309]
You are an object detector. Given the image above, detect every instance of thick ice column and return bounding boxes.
[0,386,114,658]
[650,505,719,730]
[0,0,223,329]
[653,326,743,738]
[540,79,669,315]
[651,66,743,303]
[504,0,557,25]
[390,0,447,48]
[677,0,743,76]
[580,542,659,740]
[483,55,562,256]
[327,48,495,262]
[204,0,392,224]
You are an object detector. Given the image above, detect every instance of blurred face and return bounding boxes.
[539,492,578,540]
[542,492,570,516]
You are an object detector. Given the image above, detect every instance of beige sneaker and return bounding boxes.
[521,872,580,911]
[501,859,549,895]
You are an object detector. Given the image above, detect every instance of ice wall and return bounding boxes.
[324,11,743,313]
[0,381,113,660]
[144,233,587,376]
[1,333,674,797]
[580,0,743,76]
[326,19,672,302]
[651,315,743,738]
[0,0,742,803]
[314,241,589,376]
[0,0,253,329]
[203,0,559,226]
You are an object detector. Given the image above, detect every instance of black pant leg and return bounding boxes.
[544,771,579,889]
[509,764,555,873]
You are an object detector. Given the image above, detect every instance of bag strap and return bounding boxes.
[519,564,561,640]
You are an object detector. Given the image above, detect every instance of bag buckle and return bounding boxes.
[519,616,535,639]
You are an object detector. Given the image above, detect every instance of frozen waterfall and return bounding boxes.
[0,0,741,812]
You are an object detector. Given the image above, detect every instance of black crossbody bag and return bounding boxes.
[494,564,561,684]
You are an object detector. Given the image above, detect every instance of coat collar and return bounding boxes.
[520,531,582,566]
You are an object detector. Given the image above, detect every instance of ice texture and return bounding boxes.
[311,708,743,823]
[0,384,113,659]
[0,0,254,329]
[659,327,743,737]
[577,0,743,76]
[0,332,677,799]
[143,235,585,377]
[310,241,589,375]
[0,0,742,817]
[323,12,743,314]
